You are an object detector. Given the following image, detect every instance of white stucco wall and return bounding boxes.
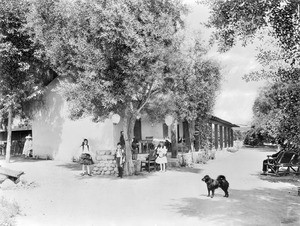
[141,117,164,140]
[55,117,114,160]
[32,79,115,161]
[111,116,169,144]
[32,79,182,160]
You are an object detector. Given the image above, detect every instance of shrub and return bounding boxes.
[0,197,20,226]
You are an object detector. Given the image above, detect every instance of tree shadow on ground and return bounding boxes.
[258,174,300,184]
[74,172,157,181]
[169,187,300,226]
[56,162,158,180]
[244,146,277,153]
[0,156,49,163]
[56,162,82,171]
[168,167,203,174]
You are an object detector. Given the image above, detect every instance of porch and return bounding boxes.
[133,115,239,160]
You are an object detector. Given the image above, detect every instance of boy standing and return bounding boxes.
[115,142,126,178]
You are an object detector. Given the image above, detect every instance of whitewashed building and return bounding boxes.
[31,78,238,161]
[32,78,173,160]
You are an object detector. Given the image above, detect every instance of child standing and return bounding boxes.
[155,143,168,172]
[115,142,126,178]
[79,139,93,176]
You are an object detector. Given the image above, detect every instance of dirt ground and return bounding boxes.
[1,147,300,226]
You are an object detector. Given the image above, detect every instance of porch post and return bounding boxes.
[208,122,213,149]
[230,128,233,147]
[230,128,234,147]
[214,123,218,150]
[224,126,228,148]
[219,125,223,150]
[229,127,231,147]
[227,127,230,147]
[194,123,200,151]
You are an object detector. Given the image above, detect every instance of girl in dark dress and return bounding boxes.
[79,139,93,176]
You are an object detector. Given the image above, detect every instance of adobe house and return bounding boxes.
[32,78,173,160]
[31,78,238,161]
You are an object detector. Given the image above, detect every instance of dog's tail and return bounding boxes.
[217,175,226,181]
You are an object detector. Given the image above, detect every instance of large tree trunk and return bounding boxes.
[194,121,200,151]
[171,121,177,158]
[188,120,196,152]
[5,105,12,163]
[188,120,196,162]
[122,106,135,176]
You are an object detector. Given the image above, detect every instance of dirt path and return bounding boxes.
[1,147,300,226]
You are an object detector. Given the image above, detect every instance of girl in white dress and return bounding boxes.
[155,143,167,172]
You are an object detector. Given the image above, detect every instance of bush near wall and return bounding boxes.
[0,197,20,226]
[177,149,216,167]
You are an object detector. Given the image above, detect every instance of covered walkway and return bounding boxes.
[209,115,239,150]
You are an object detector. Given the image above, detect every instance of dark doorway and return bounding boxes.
[183,120,189,144]
[134,119,142,141]
[163,123,168,138]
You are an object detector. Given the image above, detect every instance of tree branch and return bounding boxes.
[137,85,161,113]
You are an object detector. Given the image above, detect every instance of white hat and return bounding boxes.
[25,135,32,139]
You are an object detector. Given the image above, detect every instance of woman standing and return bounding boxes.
[79,139,93,176]
[155,143,168,172]
[119,131,125,149]
[22,134,33,158]
[131,137,139,160]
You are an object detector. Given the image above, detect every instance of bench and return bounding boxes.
[0,166,24,184]
[141,158,157,173]
[266,151,297,176]
[140,148,158,173]
[289,154,300,174]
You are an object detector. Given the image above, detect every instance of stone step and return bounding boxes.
[167,157,180,167]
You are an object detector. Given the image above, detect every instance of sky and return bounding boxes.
[183,0,265,126]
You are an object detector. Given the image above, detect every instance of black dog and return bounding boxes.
[201,175,229,198]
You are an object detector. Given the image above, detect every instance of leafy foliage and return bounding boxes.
[0,0,52,119]
[0,0,53,162]
[201,0,300,79]
[202,0,300,146]
[28,0,188,174]
[26,0,222,160]
[202,0,300,59]
[173,46,220,121]
[0,197,20,226]
[243,126,275,146]
[252,72,300,144]
[28,0,187,118]
[171,37,221,149]
[233,129,246,141]
[243,127,264,147]
[145,35,222,150]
